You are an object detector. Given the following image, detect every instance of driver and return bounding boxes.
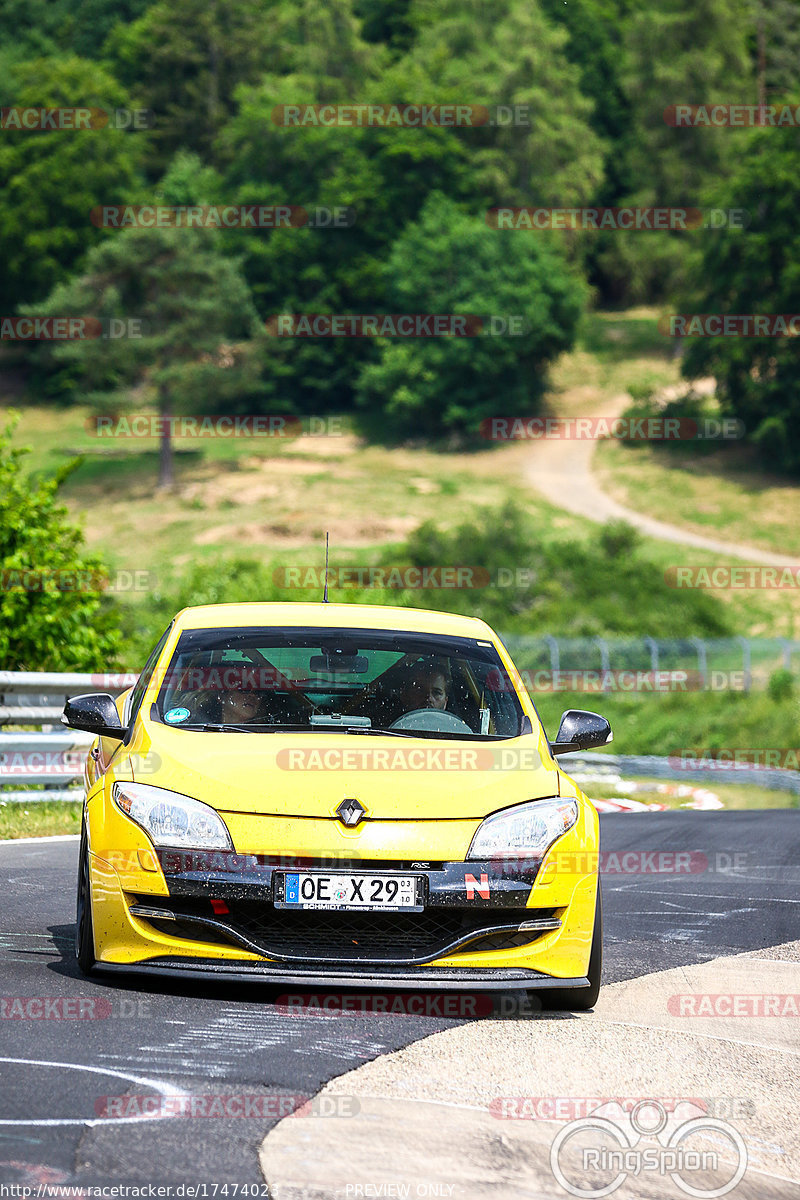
[400,660,451,713]
[220,681,265,723]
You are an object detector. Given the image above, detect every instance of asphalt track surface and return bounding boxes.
[1,810,798,1188]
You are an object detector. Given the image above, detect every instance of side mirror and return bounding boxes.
[551,709,612,756]
[62,693,125,740]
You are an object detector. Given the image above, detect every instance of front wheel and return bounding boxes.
[532,879,602,1012]
[75,820,96,975]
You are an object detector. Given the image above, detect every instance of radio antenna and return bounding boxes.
[323,531,330,602]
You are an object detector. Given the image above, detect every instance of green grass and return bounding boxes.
[533,687,800,758]
[597,438,800,559]
[5,308,800,776]
[0,799,82,839]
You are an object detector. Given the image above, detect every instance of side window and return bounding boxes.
[125,624,172,726]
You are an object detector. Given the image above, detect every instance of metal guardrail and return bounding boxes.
[1,655,799,803]
[560,751,800,797]
[0,672,136,803]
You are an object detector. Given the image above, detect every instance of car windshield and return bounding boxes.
[154,625,525,738]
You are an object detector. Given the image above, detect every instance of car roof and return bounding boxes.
[174,602,495,639]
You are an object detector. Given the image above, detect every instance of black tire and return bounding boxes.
[75,820,97,975]
[532,879,602,1012]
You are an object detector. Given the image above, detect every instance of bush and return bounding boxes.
[0,414,122,670]
[355,193,587,442]
[599,521,640,560]
[767,668,794,704]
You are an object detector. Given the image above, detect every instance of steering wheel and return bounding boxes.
[388,708,474,733]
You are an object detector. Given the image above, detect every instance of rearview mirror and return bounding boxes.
[309,653,369,674]
[62,693,125,740]
[551,709,612,756]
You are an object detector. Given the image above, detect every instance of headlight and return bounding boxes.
[112,783,233,850]
[467,797,578,860]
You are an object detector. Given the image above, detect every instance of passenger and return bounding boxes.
[400,660,452,713]
[220,682,265,723]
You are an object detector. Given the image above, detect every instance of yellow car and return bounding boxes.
[64,603,610,1010]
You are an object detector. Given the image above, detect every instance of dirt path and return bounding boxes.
[523,392,799,567]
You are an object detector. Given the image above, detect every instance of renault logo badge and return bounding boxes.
[336,797,366,827]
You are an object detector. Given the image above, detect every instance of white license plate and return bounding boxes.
[278,872,422,911]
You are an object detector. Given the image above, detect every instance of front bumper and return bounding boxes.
[127,849,558,967]
[96,958,590,991]
[89,844,598,982]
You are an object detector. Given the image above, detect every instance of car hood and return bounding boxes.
[129,726,559,820]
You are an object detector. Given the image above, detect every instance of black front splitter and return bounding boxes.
[95,958,589,991]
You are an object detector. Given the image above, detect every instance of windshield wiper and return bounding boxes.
[179,723,263,733]
[170,721,420,738]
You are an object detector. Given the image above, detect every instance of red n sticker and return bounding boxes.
[465,872,490,899]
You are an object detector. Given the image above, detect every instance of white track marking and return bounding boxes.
[0,1057,191,1127]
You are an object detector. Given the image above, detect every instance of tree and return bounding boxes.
[750,0,800,107]
[219,68,471,413]
[0,55,144,310]
[0,0,149,61]
[355,193,587,440]
[29,156,263,488]
[0,414,122,671]
[103,0,379,175]
[590,0,753,302]
[679,128,800,474]
[354,0,415,54]
[397,0,606,208]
